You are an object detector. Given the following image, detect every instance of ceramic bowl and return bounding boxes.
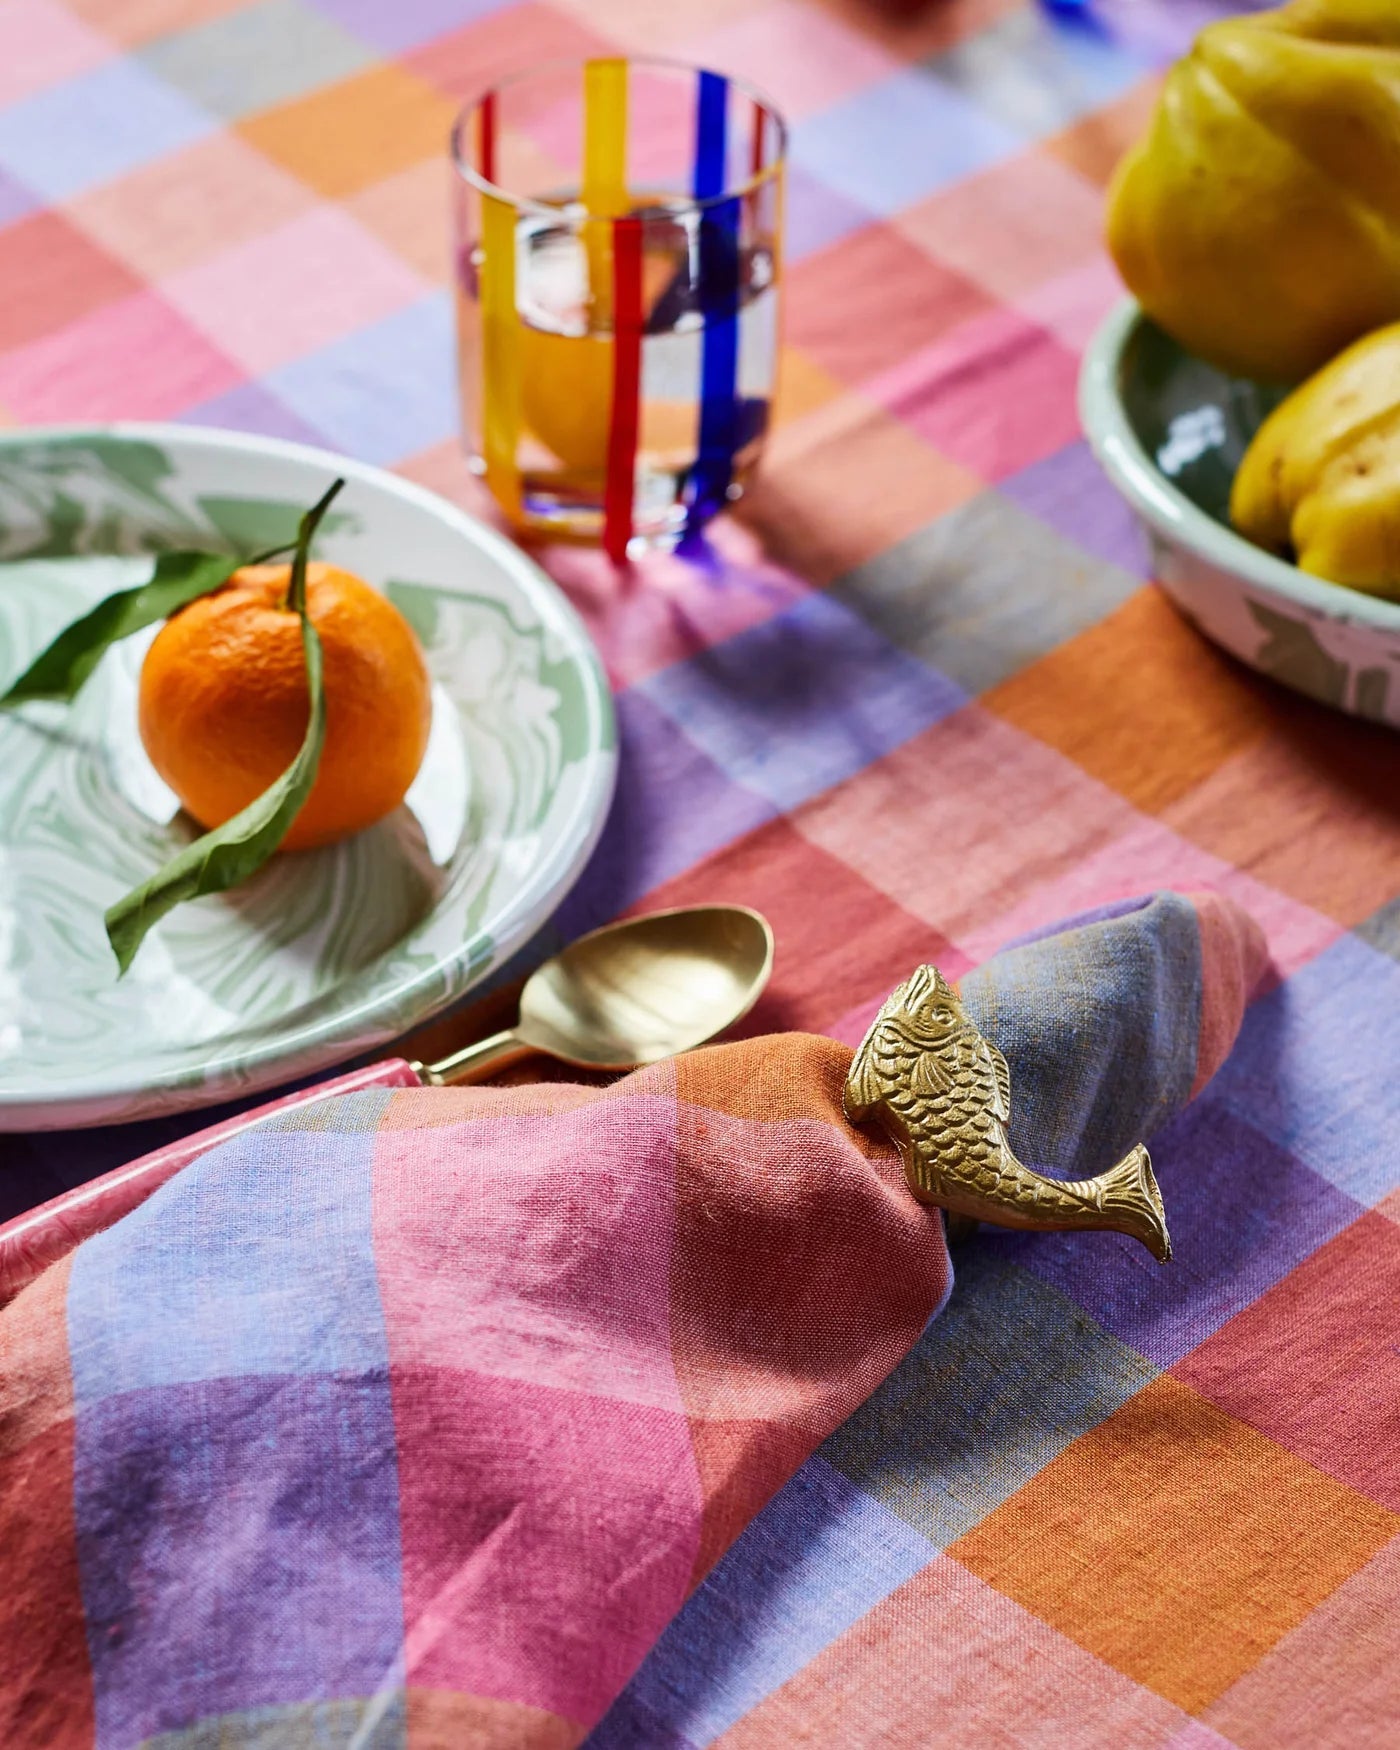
[1080,299,1400,728]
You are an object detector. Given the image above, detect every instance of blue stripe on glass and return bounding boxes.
[689,71,742,534]
[692,68,728,202]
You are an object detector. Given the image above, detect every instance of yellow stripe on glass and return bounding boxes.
[480,190,521,522]
[583,58,629,325]
[583,58,629,217]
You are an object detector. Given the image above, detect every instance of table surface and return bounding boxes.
[3,0,1399,1744]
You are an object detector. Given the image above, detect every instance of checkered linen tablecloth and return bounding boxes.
[1,0,1398,1744]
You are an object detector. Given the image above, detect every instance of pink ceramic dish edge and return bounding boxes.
[0,1059,421,1306]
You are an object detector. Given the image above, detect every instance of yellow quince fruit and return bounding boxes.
[1232,321,1400,598]
[1108,0,1400,384]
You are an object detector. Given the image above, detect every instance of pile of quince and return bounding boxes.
[1106,0,1400,599]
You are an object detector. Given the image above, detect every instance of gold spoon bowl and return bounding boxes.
[420,905,775,1084]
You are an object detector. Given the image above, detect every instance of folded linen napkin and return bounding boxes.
[0,891,1265,1749]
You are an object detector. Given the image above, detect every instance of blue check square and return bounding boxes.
[0,60,214,201]
[266,292,457,465]
[927,9,1156,140]
[791,67,1023,217]
[1210,933,1400,1209]
[637,590,965,814]
[67,1108,393,1402]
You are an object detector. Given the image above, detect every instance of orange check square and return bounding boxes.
[238,65,458,201]
[1161,707,1400,929]
[1044,72,1166,190]
[347,158,452,284]
[63,0,250,48]
[986,587,1277,814]
[770,347,846,432]
[951,1375,1398,1713]
[738,399,979,585]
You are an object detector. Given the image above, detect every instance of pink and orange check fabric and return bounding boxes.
[3,891,1267,1745]
[1,0,1399,1745]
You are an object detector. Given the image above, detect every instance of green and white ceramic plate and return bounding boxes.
[0,425,615,1130]
[1081,300,1400,728]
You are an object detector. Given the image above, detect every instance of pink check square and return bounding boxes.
[683,0,901,121]
[0,288,241,421]
[949,814,1341,984]
[794,703,1143,946]
[867,305,1081,482]
[0,0,112,109]
[160,205,429,375]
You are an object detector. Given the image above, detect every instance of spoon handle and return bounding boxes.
[417,1028,533,1086]
[0,1059,422,1306]
[0,1031,543,1304]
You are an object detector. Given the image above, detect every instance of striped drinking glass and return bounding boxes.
[452,58,786,561]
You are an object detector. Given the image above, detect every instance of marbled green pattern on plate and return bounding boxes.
[0,426,615,1129]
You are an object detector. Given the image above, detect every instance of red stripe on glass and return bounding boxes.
[480,91,496,183]
[603,216,644,566]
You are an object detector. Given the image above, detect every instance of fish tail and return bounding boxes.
[1096,1144,1172,1264]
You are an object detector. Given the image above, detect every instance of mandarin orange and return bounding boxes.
[138,561,432,852]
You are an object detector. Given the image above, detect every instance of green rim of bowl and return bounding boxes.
[1079,299,1400,636]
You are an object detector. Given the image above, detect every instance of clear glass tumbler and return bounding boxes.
[452,58,786,560]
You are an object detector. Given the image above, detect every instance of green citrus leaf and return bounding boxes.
[0,550,245,708]
[103,477,345,975]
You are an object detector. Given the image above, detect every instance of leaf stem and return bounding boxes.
[286,477,346,614]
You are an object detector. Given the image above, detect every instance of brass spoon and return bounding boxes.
[418,904,775,1084]
[0,905,776,1304]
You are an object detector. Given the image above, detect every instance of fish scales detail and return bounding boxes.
[844,965,1171,1263]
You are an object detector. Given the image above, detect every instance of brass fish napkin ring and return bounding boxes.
[843,966,1172,1263]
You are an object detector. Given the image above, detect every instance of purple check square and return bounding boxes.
[790,68,1022,218]
[177,379,337,451]
[67,1119,391,1402]
[1208,933,1400,1208]
[308,0,513,53]
[998,439,1150,578]
[636,590,965,814]
[0,167,36,229]
[0,59,214,201]
[74,1371,403,1746]
[984,1096,1364,1366]
[1092,0,1235,62]
[782,165,876,263]
[554,690,776,938]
